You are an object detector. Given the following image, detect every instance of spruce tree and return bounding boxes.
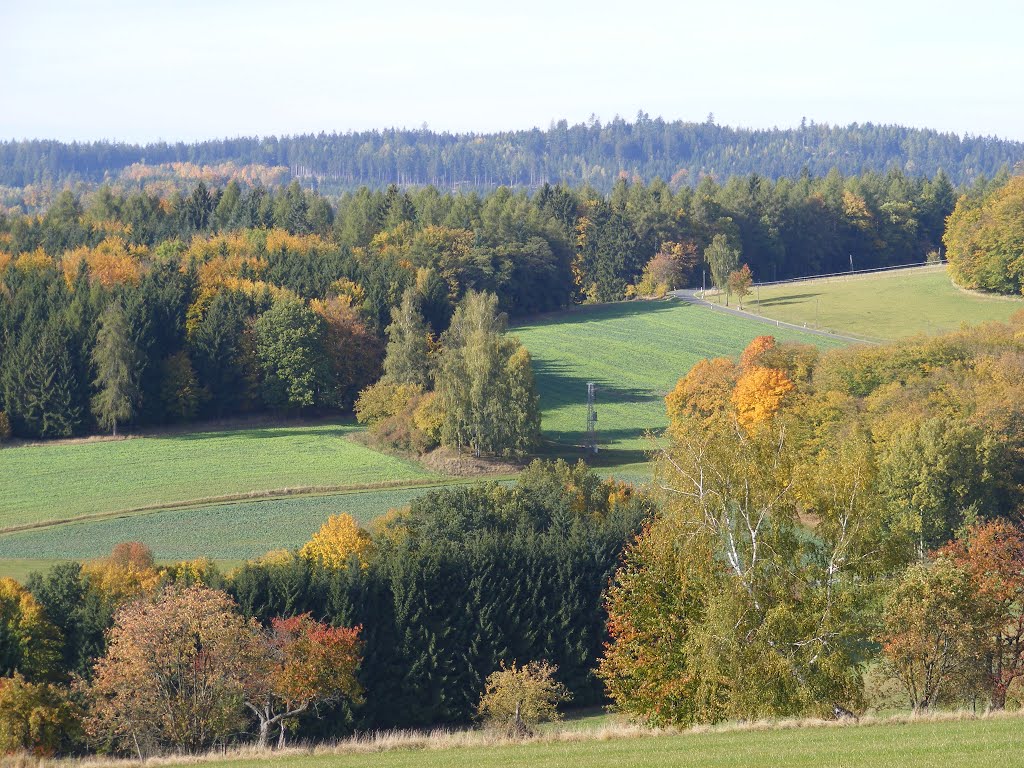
[91,303,139,436]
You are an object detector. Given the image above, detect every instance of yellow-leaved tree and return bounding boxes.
[300,514,373,569]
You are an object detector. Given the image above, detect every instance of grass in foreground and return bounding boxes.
[38,713,1023,768]
[514,300,842,463]
[749,265,1022,340]
[0,422,435,530]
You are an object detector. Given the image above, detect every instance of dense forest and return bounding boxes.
[0,166,990,440]
[3,116,1023,196]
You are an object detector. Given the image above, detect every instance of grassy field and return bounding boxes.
[0,422,435,530]
[0,301,839,580]
[195,716,1022,768]
[748,264,1023,340]
[514,300,842,467]
[0,483,463,574]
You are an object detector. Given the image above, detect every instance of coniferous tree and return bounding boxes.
[90,303,139,436]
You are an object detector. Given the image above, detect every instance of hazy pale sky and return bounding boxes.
[3,0,1023,143]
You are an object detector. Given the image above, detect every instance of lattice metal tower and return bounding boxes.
[585,382,598,454]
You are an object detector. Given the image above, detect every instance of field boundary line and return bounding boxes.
[752,261,945,288]
[0,476,512,538]
[670,290,882,345]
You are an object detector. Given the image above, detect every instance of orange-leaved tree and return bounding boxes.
[731,366,795,431]
[665,357,737,426]
[726,264,753,309]
[245,614,363,749]
[739,335,777,369]
[86,585,262,755]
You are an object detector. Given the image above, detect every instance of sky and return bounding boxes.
[2,0,1023,144]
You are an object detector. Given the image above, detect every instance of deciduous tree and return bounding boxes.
[0,578,63,682]
[299,514,373,570]
[476,661,569,737]
[705,234,740,304]
[244,614,362,748]
[726,264,753,309]
[0,673,82,756]
[879,558,995,713]
[940,521,1024,709]
[86,586,262,755]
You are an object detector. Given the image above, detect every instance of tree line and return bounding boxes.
[0,169,978,440]
[3,115,1023,193]
[0,461,651,754]
[602,318,1024,723]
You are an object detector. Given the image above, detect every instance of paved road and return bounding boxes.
[669,289,879,345]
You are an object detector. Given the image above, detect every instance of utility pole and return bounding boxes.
[585,382,598,455]
[702,269,706,299]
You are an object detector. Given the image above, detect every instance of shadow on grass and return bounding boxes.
[165,424,357,443]
[535,440,653,470]
[757,292,823,307]
[531,359,655,409]
[513,299,687,330]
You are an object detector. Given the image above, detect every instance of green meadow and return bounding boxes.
[514,300,843,468]
[202,716,1022,768]
[748,264,1022,340]
[0,422,434,531]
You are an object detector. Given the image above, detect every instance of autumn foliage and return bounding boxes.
[85,586,362,754]
[731,366,795,430]
[247,614,363,748]
[300,514,374,569]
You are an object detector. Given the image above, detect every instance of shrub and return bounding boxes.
[477,661,570,738]
[0,411,11,441]
[0,674,83,756]
[354,381,421,425]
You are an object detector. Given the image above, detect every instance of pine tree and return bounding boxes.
[91,303,139,436]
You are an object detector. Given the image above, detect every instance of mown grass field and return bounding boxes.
[203,716,1022,768]
[514,300,842,468]
[749,264,1023,340]
[0,422,435,530]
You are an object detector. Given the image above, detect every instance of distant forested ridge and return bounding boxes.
[3,115,1023,193]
